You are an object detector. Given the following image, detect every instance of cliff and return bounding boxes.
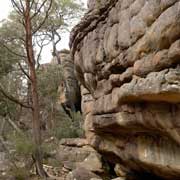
[52,50,81,112]
[70,0,180,179]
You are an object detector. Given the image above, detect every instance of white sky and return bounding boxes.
[0,0,87,63]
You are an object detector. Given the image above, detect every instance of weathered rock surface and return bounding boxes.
[57,138,95,170]
[56,50,81,111]
[57,138,109,179]
[70,0,180,179]
[111,178,125,180]
[77,152,104,173]
[66,167,101,180]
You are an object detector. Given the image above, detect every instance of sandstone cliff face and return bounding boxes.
[56,50,81,111]
[70,0,180,179]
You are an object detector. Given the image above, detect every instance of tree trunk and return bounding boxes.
[25,0,47,177]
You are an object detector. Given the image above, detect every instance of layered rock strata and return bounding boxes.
[70,0,180,179]
[56,138,108,179]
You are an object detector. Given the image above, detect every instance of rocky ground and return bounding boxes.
[0,138,119,180]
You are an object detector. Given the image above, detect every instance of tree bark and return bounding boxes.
[24,0,47,177]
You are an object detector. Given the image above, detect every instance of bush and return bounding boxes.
[51,110,84,140]
[10,167,30,180]
[10,133,36,157]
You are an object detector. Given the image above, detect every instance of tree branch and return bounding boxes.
[19,0,25,14]
[32,0,53,34]
[0,43,26,58]
[36,45,43,69]
[11,0,23,15]
[0,85,32,109]
[30,0,49,19]
[30,0,35,10]
[6,116,23,135]
[18,62,31,81]
[34,32,52,69]
[54,30,61,46]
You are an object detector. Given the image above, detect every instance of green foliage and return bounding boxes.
[0,12,24,42]
[51,107,84,140]
[0,13,27,118]
[9,133,36,157]
[0,49,16,77]
[10,167,30,180]
[15,137,35,157]
[71,111,84,137]
[37,64,84,139]
[0,65,26,118]
[0,12,25,69]
[39,0,85,31]
[37,64,64,104]
[44,158,61,167]
[0,98,17,118]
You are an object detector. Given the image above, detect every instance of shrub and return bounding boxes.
[10,133,36,157]
[51,110,84,140]
[10,167,30,180]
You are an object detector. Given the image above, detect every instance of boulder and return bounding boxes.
[56,138,95,170]
[114,164,126,178]
[77,152,104,173]
[66,167,101,180]
[59,138,88,147]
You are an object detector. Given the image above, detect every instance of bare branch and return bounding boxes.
[35,33,51,46]
[54,30,61,45]
[34,33,51,69]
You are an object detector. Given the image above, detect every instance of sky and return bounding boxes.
[0,0,87,63]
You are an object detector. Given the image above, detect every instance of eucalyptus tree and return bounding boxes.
[6,0,53,177]
[0,0,84,177]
